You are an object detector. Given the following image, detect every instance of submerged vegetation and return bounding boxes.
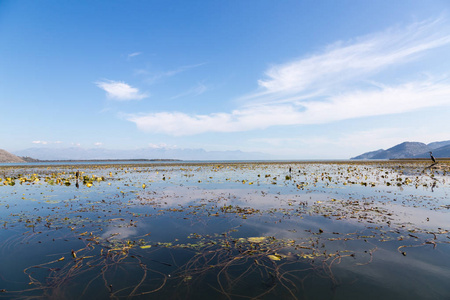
[0,160,449,299]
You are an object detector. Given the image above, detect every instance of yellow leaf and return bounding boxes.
[247,237,265,243]
[267,254,282,261]
[140,245,152,249]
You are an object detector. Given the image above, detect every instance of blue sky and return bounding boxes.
[1,0,450,159]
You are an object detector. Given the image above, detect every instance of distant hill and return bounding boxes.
[351,149,385,160]
[426,144,450,158]
[427,140,450,150]
[371,142,430,159]
[351,140,450,159]
[13,147,271,161]
[20,156,41,162]
[0,149,25,163]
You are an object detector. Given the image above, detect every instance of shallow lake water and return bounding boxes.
[0,161,449,299]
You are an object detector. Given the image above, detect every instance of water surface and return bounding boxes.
[0,161,449,299]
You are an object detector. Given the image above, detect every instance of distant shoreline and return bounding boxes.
[29,158,182,163]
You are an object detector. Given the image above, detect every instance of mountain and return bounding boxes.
[423,144,450,158]
[13,147,271,161]
[371,142,430,159]
[350,149,385,160]
[427,140,450,150]
[0,149,25,163]
[351,140,450,159]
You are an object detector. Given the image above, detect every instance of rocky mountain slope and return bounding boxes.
[0,149,25,163]
[352,140,450,159]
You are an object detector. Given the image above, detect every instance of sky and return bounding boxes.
[1,0,450,159]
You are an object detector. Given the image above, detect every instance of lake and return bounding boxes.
[0,161,449,299]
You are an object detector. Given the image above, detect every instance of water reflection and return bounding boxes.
[0,162,449,299]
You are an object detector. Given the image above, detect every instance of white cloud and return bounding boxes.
[32,141,63,145]
[148,143,177,149]
[297,80,450,123]
[94,142,103,147]
[128,52,142,58]
[250,18,450,104]
[127,106,289,136]
[127,80,450,135]
[126,18,450,135]
[96,80,148,101]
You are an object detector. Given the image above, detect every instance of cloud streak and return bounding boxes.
[144,63,206,83]
[96,80,148,101]
[128,52,142,58]
[250,18,450,103]
[170,83,208,100]
[126,18,450,135]
[127,80,450,135]
[32,141,63,145]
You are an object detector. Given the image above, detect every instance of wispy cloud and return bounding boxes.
[170,83,207,100]
[128,79,450,135]
[144,63,206,83]
[32,141,63,145]
[249,18,450,104]
[126,18,450,135]
[96,80,148,101]
[127,52,142,59]
[148,143,177,149]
